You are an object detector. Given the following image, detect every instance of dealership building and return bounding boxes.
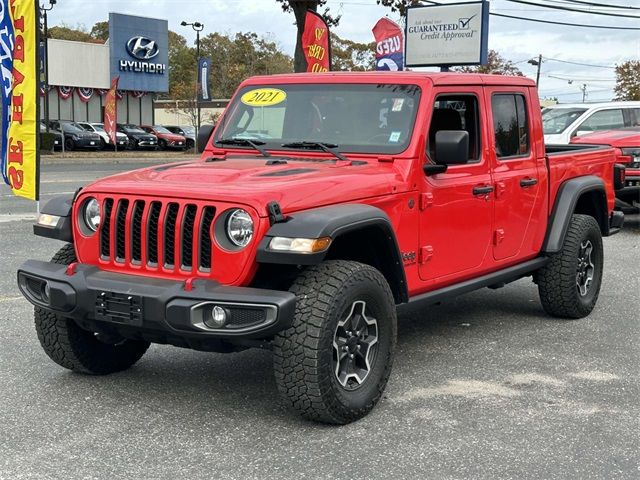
[41,12,168,126]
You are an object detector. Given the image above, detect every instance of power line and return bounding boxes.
[551,0,640,10]
[491,12,640,30]
[503,0,640,19]
[543,57,616,69]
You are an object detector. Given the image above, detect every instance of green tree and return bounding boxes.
[47,24,94,42]
[275,0,339,72]
[331,34,375,71]
[454,50,524,76]
[90,21,109,41]
[614,60,640,101]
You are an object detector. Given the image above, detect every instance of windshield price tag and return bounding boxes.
[241,88,287,107]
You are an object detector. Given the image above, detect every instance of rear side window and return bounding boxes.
[492,94,529,158]
[577,109,624,133]
[629,108,640,127]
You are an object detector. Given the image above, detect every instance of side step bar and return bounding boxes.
[407,257,549,307]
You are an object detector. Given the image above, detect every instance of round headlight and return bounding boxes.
[83,198,101,232]
[226,209,253,247]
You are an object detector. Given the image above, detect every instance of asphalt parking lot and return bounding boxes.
[1,159,639,479]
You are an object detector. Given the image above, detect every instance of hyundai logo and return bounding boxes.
[126,36,159,60]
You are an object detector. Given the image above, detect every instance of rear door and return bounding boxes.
[485,88,545,261]
[418,88,494,283]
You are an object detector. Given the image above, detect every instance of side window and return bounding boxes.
[491,94,529,159]
[629,108,640,127]
[577,109,624,133]
[427,94,481,164]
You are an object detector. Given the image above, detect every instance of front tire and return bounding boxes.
[273,260,397,424]
[537,214,604,318]
[34,244,150,374]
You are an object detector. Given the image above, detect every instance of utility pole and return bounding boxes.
[528,54,542,87]
[40,0,56,133]
[581,83,588,103]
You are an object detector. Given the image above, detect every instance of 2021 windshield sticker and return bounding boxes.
[241,88,287,107]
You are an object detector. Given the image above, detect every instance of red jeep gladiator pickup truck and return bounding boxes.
[18,73,624,424]
[571,128,640,213]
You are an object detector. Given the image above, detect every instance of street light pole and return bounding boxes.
[40,0,56,133]
[181,20,204,136]
[527,54,542,87]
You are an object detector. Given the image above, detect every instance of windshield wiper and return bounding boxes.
[281,141,348,162]
[217,137,271,157]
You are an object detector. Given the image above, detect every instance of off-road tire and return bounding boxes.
[34,244,150,374]
[273,260,397,424]
[537,214,604,319]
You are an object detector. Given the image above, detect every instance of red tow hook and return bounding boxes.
[65,262,78,276]
[184,277,197,292]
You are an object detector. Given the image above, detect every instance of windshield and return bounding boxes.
[123,125,146,134]
[182,126,195,135]
[214,83,421,154]
[91,124,105,132]
[77,123,93,132]
[542,108,587,135]
[153,126,172,134]
[62,123,85,133]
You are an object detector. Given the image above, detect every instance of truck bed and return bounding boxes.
[545,143,616,215]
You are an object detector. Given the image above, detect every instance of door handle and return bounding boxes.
[520,177,538,187]
[472,185,494,196]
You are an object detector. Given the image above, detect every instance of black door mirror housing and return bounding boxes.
[434,130,469,165]
[197,125,215,153]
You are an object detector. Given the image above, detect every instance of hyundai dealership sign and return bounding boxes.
[109,13,168,92]
[405,1,489,68]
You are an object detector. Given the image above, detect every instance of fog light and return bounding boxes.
[42,283,51,303]
[204,305,227,329]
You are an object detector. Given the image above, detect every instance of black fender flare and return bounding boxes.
[542,176,606,254]
[256,204,408,303]
[33,193,75,242]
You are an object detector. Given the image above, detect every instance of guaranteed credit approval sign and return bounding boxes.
[405,1,489,68]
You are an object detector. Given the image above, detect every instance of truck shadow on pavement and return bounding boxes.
[56,281,556,424]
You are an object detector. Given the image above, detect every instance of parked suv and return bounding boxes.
[19,73,623,424]
[76,122,129,150]
[140,125,187,150]
[117,124,158,150]
[49,120,101,151]
[164,125,196,150]
[543,101,640,144]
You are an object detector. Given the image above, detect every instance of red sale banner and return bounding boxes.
[372,17,404,71]
[302,10,331,72]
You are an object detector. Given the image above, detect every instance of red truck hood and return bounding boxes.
[571,129,640,147]
[83,157,404,216]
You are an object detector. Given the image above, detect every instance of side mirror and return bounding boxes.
[197,124,215,153]
[434,130,469,165]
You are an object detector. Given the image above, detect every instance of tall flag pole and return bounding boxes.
[301,10,331,72]
[104,76,119,153]
[0,0,40,202]
[373,18,404,71]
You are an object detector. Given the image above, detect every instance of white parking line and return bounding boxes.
[0,190,75,199]
[0,214,37,223]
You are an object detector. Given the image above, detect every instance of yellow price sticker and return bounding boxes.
[241,88,287,107]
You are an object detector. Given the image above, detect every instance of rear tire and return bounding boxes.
[273,260,396,424]
[34,244,150,374]
[537,214,604,319]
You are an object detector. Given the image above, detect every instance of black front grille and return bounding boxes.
[164,203,179,268]
[115,199,129,262]
[99,197,215,272]
[147,202,161,265]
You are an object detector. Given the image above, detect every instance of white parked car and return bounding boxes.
[76,122,129,149]
[542,101,640,144]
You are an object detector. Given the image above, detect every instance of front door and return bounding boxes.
[419,91,494,283]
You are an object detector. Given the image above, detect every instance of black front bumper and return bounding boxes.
[17,260,296,342]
